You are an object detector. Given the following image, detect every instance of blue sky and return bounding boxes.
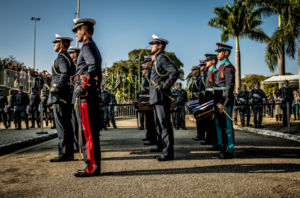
[0,0,298,85]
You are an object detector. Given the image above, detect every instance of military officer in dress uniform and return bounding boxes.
[40,89,49,126]
[175,82,188,130]
[191,65,203,140]
[68,46,81,65]
[171,84,178,128]
[135,86,145,130]
[73,18,102,177]
[142,56,159,146]
[108,89,117,128]
[29,87,41,128]
[276,80,294,127]
[14,86,29,130]
[201,55,220,151]
[214,43,236,159]
[48,34,76,162]
[250,81,266,128]
[100,86,110,130]
[234,88,240,123]
[237,84,251,127]
[149,35,179,161]
[0,89,8,129]
[7,89,15,128]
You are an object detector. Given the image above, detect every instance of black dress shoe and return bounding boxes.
[15,128,21,130]
[74,172,100,177]
[30,126,35,128]
[182,127,187,130]
[113,125,117,129]
[143,141,156,146]
[157,154,174,161]
[150,146,163,152]
[138,127,144,130]
[175,127,180,130]
[51,126,56,129]
[5,126,8,129]
[246,124,252,126]
[50,155,74,162]
[200,141,213,145]
[142,138,149,141]
[103,127,108,131]
[258,125,264,128]
[192,137,202,141]
[217,153,233,159]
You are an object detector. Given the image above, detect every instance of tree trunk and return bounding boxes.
[235,36,241,89]
[297,45,300,88]
[278,12,285,88]
[235,50,241,89]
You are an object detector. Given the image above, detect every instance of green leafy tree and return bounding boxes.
[248,0,300,84]
[208,0,269,89]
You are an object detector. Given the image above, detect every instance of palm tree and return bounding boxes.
[185,72,194,90]
[249,0,300,87]
[208,0,269,89]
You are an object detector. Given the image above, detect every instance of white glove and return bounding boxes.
[26,105,29,114]
[239,98,246,102]
[262,98,266,102]
[38,105,41,112]
[278,97,284,101]
[4,105,8,113]
[253,94,261,98]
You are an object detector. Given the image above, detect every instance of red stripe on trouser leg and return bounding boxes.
[80,101,96,174]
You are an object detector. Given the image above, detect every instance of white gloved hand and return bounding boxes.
[4,105,8,113]
[278,97,284,101]
[262,98,266,102]
[253,94,261,98]
[239,98,246,102]
[26,105,29,114]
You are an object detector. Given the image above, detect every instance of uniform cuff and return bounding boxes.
[81,76,90,89]
[164,79,174,89]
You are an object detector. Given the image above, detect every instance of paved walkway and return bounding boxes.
[0,118,299,197]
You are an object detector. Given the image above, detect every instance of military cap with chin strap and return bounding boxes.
[284,79,289,83]
[199,59,206,66]
[143,56,152,63]
[204,54,217,61]
[191,65,200,71]
[255,81,260,85]
[149,35,169,45]
[18,86,23,89]
[52,34,73,43]
[242,84,247,87]
[69,46,81,54]
[215,43,233,52]
[72,18,96,32]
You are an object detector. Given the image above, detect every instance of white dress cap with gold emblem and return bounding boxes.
[53,34,73,43]
[149,35,169,45]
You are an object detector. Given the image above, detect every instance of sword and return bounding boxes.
[221,109,244,130]
[44,83,67,104]
[150,79,175,103]
[70,75,83,162]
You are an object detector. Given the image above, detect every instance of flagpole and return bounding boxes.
[128,75,130,102]
[135,75,137,98]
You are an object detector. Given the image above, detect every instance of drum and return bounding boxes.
[138,94,155,111]
[170,94,178,109]
[192,100,215,121]
[186,100,199,114]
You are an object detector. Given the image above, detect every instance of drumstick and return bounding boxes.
[222,109,244,130]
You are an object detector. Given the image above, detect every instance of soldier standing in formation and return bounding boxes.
[237,84,251,127]
[48,34,75,162]
[29,87,41,128]
[100,85,110,131]
[14,86,29,130]
[142,56,159,146]
[7,89,15,128]
[135,85,145,130]
[108,89,117,128]
[73,18,102,177]
[202,54,219,151]
[250,81,266,128]
[0,89,8,129]
[40,89,49,126]
[149,35,179,161]
[276,80,294,127]
[69,46,81,152]
[171,84,178,128]
[233,87,240,123]
[214,43,236,159]
[190,65,203,141]
[174,82,188,130]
